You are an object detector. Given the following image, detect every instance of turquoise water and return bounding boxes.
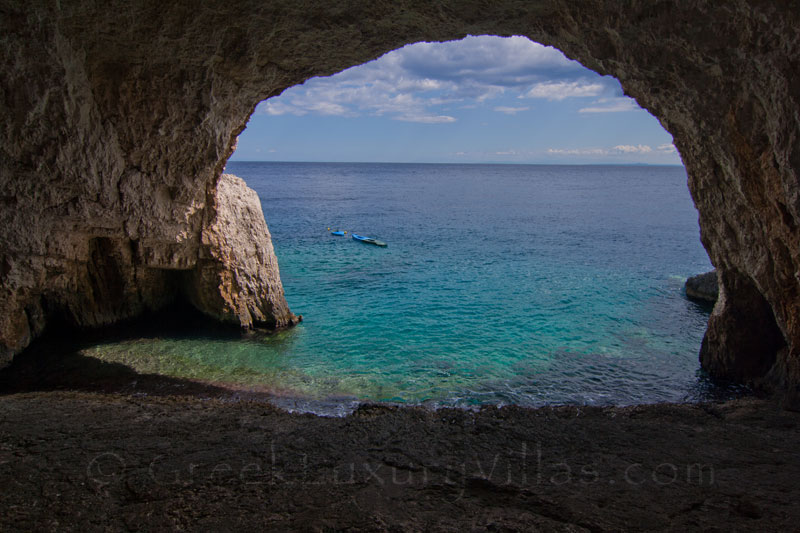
[83,162,724,410]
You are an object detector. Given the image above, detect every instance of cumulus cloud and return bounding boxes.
[395,114,456,124]
[256,35,626,123]
[263,100,305,116]
[613,144,652,153]
[395,36,585,89]
[658,143,678,153]
[547,148,608,156]
[522,81,604,100]
[579,97,640,113]
[494,106,530,115]
[306,101,350,116]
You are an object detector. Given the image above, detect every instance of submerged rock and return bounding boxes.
[685,270,719,303]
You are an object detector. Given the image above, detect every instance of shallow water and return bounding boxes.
[80,162,732,412]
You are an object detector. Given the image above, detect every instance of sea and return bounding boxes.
[80,162,738,414]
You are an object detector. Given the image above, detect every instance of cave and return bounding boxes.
[1,1,799,394]
[4,2,800,529]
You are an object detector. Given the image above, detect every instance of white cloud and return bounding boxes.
[494,106,530,115]
[522,81,604,100]
[415,78,443,90]
[262,100,305,116]
[579,97,640,113]
[613,144,652,153]
[658,143,677,153]
[395,36,585,91]
[547,148,608,156]
[307,101,349,116]
[547,145,656,157]
[256,35,623,124]
[395,114,456,124]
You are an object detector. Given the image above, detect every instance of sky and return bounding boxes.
[230,36,682,165]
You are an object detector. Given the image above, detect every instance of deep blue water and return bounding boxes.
[84,162,724,412]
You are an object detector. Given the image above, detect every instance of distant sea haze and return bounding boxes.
[85,162,734,414]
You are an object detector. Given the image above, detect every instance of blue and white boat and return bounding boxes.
[352,233,387,247]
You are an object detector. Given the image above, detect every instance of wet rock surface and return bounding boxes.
[0,391,799,531]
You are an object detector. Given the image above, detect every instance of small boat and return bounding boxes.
[352,233,387,247]
[328,227,347,236]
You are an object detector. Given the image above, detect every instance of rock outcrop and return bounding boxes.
[685,270,719,304]
[0,160,298,367]
[1,1,799,391]
[186,173,298,329]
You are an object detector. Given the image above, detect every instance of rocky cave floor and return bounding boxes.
[0,325,798,531]
[1,370,800,532]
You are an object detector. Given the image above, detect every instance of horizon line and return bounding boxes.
[226,159,685,168]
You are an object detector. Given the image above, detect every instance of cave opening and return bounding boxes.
[1,0,794,411]
[195,35,742,410]
[4,4,800,527]
[3,36,741,411]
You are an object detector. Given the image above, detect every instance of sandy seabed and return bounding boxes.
[1,389,799,531]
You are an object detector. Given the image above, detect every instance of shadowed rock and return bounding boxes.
[2,391,800,530]
[685,270,719,303]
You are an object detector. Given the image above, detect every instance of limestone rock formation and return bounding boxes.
[685,270,719,304]
[0,166,297,366]
[1,1,799,391]
[186,173,298,329]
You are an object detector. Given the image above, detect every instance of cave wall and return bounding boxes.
[1,0,798,388]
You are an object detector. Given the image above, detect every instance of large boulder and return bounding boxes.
[185,173,298,329]
[685,270,719,304]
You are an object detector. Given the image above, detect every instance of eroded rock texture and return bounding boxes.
[186,173,297,329]
[1,1,799,389]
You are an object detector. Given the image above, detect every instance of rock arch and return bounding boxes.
[1,1,798,390]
